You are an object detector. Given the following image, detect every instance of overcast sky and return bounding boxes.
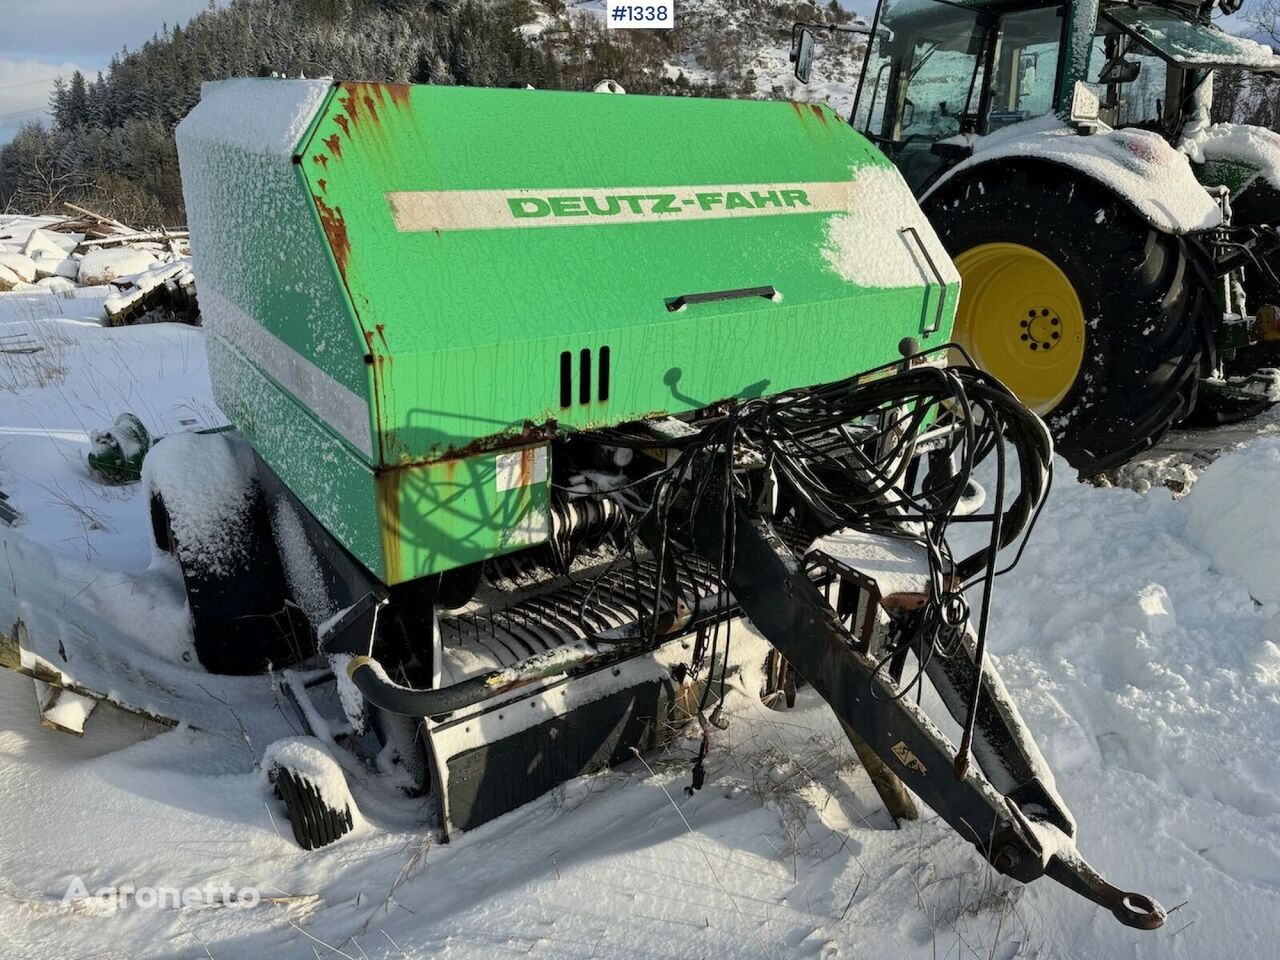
[0,0,1270,145]
[0,0,217,143]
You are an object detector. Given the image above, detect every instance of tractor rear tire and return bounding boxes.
[925,161,1218,476]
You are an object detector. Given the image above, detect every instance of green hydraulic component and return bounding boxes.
[87,413,152,485]
[177,79,957,586]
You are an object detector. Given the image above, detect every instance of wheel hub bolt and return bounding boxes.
[1019,308,1060,352]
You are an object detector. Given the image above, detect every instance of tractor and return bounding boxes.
[794,0,1280,474]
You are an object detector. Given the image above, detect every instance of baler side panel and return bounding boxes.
[206,335,384,578]
[177,80,390,578]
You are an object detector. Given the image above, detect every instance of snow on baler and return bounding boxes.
[3,77,1161,928]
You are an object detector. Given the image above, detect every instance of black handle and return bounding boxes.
[667,285,777,313]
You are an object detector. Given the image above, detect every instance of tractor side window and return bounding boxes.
[1084,32,1171,131]
[986,7,1064,131]
[854,48,892,136]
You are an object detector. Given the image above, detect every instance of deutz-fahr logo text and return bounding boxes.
[508,188,813,219]
[386,181,855,232]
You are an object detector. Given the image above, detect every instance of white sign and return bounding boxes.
[387,181,853,232]
[1070,81,1101,125]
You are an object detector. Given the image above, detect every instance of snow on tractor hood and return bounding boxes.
[924,115,1223,235]
[1182,122,1280,194]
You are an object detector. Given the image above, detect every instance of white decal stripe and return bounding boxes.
[387,181,859,232]
[202,288,374,457]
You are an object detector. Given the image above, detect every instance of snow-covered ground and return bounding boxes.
[2,221,1280,957]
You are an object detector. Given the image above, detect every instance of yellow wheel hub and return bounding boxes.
[951,242,1086,414]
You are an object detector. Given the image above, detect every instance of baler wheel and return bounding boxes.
[926,161,1217,476]
[145,434,312,674]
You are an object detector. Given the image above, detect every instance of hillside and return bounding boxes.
[0,0,869,227]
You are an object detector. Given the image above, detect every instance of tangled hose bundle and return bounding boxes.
[558,353,1054,773]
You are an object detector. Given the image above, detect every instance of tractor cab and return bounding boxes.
[798,0,1279,192]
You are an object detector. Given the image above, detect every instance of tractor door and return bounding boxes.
[984,6,1065,131]
[853,0,1066,192]
[853,0,991,191]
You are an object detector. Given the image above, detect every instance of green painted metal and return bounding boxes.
[300,84,951,463]
[181,80,954,584]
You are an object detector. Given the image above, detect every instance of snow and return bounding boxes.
[822,165,960,289]
[102,258,194,318]
[272,497,336,627]
[925,115,1224,235]
[1183,437,1280,604]
[35,255,79,280]
[0,214,67,250]
[0,251,37,283]
[34,274,76,293]
[177,77,334,157]
[1109,8,1280,69]
[78,245,158,285]
[22,226,79,260]
[1183,121,1280,191]
[142,431,256,578]
[5,225,1280,955]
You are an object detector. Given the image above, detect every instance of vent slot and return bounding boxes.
[579,349,592,406]
[559,351,573,408]
[559,346,611,407]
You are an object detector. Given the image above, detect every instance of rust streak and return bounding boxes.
[324,133,343,160]
[338,91,360,126]
[375,323,389,349]
[386,83,412,109]
[316,178,327,194]
[313,195,351,279]
[518,447,536,488]
[339,82,389,128]
[312,154,328,170]
[334,114,350,137]
[375,469,404,585]
[810,103,828,125]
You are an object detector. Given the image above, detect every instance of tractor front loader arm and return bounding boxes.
[690,498,1165,931]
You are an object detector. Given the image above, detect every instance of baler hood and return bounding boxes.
[181,79,957,468]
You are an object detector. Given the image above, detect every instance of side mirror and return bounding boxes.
[1098,57,1141,85]
[791,28,816,84]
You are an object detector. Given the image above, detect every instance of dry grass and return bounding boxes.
[0,325,73,392]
